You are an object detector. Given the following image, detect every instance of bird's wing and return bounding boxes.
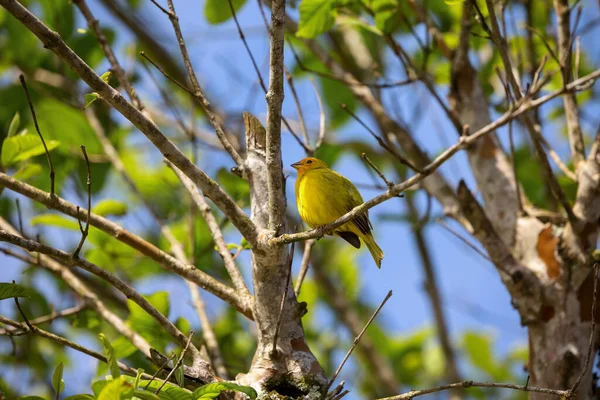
[325,170,372,236]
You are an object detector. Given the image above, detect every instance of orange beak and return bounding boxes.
[290,161,302,170]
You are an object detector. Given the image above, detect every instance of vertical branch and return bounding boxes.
[73,0,143,110]
[553,0,585,168]
[405,195,461,384]
[19,74,55,196]
[265,0,286,232]
[73,146,91,258]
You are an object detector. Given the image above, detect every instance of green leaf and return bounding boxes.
[205,0,247,24]
[132,390,160,400]
[175,363,184,388]
[0,282,31,301]
[100,71,112,84]
[1,134,60,166]
[52,362,65,395]
[463,331,507,381]
[13,163,42,181]
[127,292,171,351]
[65,395,95,400]
[444,0,465,4]
[92,199,128,217]
[133,380,192,400]
[97,378,133,400]
[192,382,257,400]
[134,369,145,389]
[18,397,47,400]
[216,168,249,206]
[84,92,100,109]
[335,15,383,36]
[99,333,121,378]
[7,112,20,137]
[31,213,79,230]
[297,0,336,38]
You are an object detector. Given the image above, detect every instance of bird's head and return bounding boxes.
[291,157,328,173]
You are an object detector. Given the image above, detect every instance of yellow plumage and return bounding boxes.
[292,157,384,268]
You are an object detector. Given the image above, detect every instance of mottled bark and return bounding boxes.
[241,113,326,397]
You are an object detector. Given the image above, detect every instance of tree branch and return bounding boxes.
[0,172,252,318]
[265,0,286,232]
[0,0,259,247]
[270,68,600,245]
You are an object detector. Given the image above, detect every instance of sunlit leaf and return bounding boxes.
[0,282,31,301]
[297,0,336,38]
[205,0,247,24]
[97,378,133,400]
[7,112,20,137]
[65,395,95,400]
[92,199,128,217]
[1,134,60,166]
[83,92,100,109]
[13,163,42,181]
[192,382,257,399]
[99,333,121,378]
[52,362,65,395]
[31,213,79,230]
[100,71,112,84]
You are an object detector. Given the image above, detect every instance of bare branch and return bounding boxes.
[377,380,569,400]
[0,304,86,335]
[73,0,143,110]
[327,290,393,392]
[0,172,252,317]
[19,74,55,196]
[436,219,492,262]
[294,239,314,296]
[0,0,259,245]
[166,160,249,295]
[309,77,326,151]
[73,146,91,258]
[361,153,395,189]
[151,0,245,170]
[0,218,153,357]
[156,331,195,394]
[0,230,215,382]
[265,0,287,232]
[187,283,229,379]
[270,68,600,245]
[0,315,152,379]
[286,70,310,148]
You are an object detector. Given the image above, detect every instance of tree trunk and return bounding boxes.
[240,113,326,398]
[528,269,599,399]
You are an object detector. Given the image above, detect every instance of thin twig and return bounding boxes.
[376,380,569,400]
[436,219,492,262]
[286,69,310,148]
[152,0,245,171]
[73,0,143,110]
[309,77,326,151]
[294,239,314,296]
[326,290,393,391]
[140,52,194,95]
[73,146,91,258]
[272,242,294,356]
[568,264,599,397]
[231,0,309,153]
[0,304,86,335]
[0,315,155,379]
[15,199,24,237]
[270,68,600,246]
[155,331,195,394]
[144,353,177,390]
[340,104,422,173]
[331,390,350,400]
[13,281,34,332]
[361,153,394,189]
[19,74,55,196]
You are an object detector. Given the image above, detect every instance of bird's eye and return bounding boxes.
[306,160,312,164]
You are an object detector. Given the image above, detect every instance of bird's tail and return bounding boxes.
[364,235,384,269]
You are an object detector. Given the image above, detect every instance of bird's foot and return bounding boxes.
[315,225,327,240]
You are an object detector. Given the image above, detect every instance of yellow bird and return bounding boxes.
[291,157,384,268]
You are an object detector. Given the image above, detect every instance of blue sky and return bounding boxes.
[2,0,600,398]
